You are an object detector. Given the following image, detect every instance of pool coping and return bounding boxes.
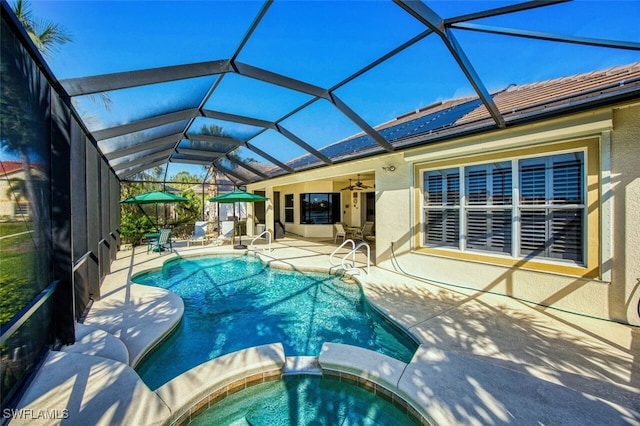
[156,342,431,426]
[10,240,640,425]
[155,343,286,425]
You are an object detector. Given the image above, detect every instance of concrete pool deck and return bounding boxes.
[9,236,640,425]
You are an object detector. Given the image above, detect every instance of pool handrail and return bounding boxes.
[250,230,272,253]
[330,239,356,267]
[341,241,371,275]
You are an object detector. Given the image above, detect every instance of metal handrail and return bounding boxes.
[1,280,60,345]
[73,250,99,272]
[341,241,371,275]
[330,239,356,267]
[250,230,272,253]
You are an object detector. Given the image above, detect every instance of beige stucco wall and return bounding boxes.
[248,156,392,239]
[248,103,640,325]
[610,104,640,325]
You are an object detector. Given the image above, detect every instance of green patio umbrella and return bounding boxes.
[120,190,188,230]
[209,189,268,249]
[120,190,188,204]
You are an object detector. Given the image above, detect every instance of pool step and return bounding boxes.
[282,356,322,376]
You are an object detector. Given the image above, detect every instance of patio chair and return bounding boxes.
[145,232,160,254]
[354,222,374,242]
[150,228,173,254]
[334,223,347,243]
[187,221,208,246]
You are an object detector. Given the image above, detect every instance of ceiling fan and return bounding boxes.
[341,174,373,190]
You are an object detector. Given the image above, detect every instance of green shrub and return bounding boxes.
[119,213,155,246]
[235,220,246,236]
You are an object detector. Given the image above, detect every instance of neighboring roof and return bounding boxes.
[0,161,46,176]
[0,161,24,175]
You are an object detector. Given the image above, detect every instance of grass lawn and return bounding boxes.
[0,221,47,326]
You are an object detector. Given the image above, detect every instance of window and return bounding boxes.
[424,168,459,247]
[422,151,585,264]
[519,152,584,262]
[300,193,340,224]
[465,162,512,254]
[284,194,294,223]
[14,202,29,216]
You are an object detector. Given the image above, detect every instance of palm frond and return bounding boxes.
[32,17,72,57]
[10,0,72,58]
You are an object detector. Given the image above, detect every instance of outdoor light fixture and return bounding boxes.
[382,165,396,172]
[353,191,358,206]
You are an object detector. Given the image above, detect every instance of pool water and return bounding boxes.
[134,255,417,389]
[189,375,419,426]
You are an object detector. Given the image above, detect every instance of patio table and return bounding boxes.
[144,232,160,241]
[345,227,358,239]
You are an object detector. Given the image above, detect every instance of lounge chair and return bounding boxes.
[150,228,173,254]
[187,221,209,246]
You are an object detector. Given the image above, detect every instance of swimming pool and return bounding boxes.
[134,255,417,389]
[190,375,420,426]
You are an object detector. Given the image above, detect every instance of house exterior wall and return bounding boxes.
[610,104,640,325]
[0,177,16,218]
[249,161,384,238]
[248,102,640,325]
[0,166,45,219]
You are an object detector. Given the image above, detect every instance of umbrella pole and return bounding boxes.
[137,204,158,232]
[233,202,246,249]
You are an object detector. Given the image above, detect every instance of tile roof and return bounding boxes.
[462,61,640,124]
[0,161,23,175]
[0,161,45,175]
[286,62,640,169]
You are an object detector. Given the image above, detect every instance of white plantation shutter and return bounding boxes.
[519,153,584,262]
[426,210,444,242]
[520,210,547,256]
[423,152,584,264]
[553,157,582,203]
[550,210,582,261]
[490,210,512,253]
[492,166,512,205]
[466,209,513,254]
[465,163,512,254]
[425,173,443,205]
[443,209,459,244]
[520,161,546,205]
[467,168,487,205]
[424,169,459,247]
[550,155,583,261]
[446,172,460,206]
[466,210,487,248]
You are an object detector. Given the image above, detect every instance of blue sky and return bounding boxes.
[18,1,640,176]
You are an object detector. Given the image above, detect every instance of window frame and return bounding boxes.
[284,193,294,223]
[517,151,586,263]
[299,193,341,225]
[415,138,599,277]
